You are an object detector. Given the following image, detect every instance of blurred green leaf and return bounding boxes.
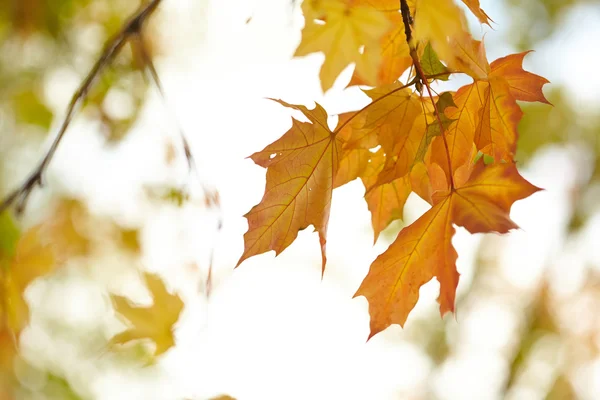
[13,89,53,129]
[0,212,20,263]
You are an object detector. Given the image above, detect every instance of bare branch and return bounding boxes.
[0,0,163,214]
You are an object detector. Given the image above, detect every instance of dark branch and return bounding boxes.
[399,0,413,44]
[0,0,164,214]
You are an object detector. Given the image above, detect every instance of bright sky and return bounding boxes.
[13,0,600,399]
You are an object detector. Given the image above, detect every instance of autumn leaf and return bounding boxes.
[452,161,542,233]
[355,197,457,336]
[490,51,551,105]
[110,273,184,357]
[41,199,91,260]
[237,100,343,272]
[295,0,391,91]
[441,51,550,162]
[356,160,540,337]
[1,224,55,335]
[1,214,56,395]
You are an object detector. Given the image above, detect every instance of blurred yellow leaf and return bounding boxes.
[1,225,55,335]
[119,228,140,253]
[0,217,56,397]
[413,0,468,65]
[295,0,391,91]
[110,273,184,357]
[42,199,90,260]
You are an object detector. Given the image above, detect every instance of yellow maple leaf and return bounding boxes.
[110,273,184,357]
[413,0,468,66]
[295,0,391,91]
[1,224,55,335]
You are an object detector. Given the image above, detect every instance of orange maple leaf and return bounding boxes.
[490,51,551,105]
[355,160,540,337]
[452,161,541,234]
[355,196,456,337]
[237,100,343,272]
[444,52,549,162]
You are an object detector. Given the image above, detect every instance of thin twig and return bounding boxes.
[0,0,164,214]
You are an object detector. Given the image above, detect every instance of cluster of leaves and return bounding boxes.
[237,0,550,337]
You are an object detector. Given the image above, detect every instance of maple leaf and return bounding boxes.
[295,0,391,91]
[237,100,343,272]
[110,273,184,357]
[355,161,540,337]
[490,51,551,105]
[452,161,542,233]
[443,52,549,162]
[355,197,457,337]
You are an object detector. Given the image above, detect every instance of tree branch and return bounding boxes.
[0,0,163,214]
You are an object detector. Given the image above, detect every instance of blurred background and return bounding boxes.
[1,0,600,399]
